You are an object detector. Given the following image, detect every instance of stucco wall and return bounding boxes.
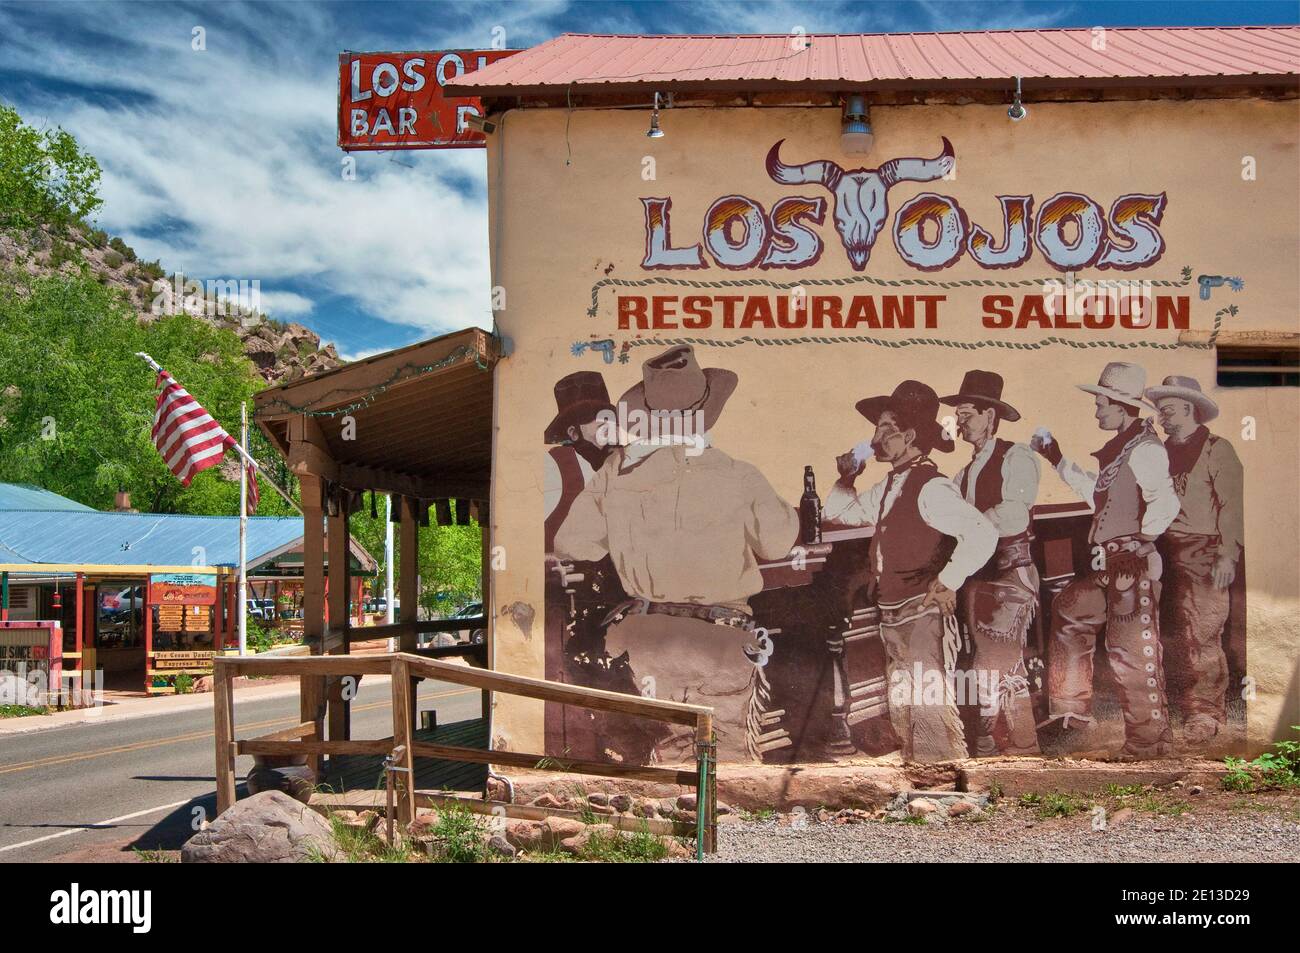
[484,98,1299,758]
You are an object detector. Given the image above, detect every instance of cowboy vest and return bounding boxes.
[1090,420,1161,544]
[961,438,1012,515]
[544,445,587,552]
[959,438,1033,577]
[869,461,958,603]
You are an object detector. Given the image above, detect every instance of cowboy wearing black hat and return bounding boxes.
[941,370,1041,756]
[543,371,617,552]
[825,380,996,762]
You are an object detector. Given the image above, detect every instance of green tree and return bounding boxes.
[0,104,102,236]
[0,268,294,516]
[348,506,482,613]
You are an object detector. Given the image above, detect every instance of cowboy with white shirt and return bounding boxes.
[941,370,1042,756]
[1031,362,1180,757]
[825,380,997,762]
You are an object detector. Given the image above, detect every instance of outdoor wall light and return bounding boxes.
[647,92,667,139]
[1008,76,1028,121]
[840,93,873,154]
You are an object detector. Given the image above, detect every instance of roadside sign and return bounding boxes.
[338,49,516,151]
[148,573,217,606]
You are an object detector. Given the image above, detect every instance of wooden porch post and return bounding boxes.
[300,474,325,651]
[326,487,350,743]
[213,662,236,815]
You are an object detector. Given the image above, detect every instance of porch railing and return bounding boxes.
[211,652,718,855]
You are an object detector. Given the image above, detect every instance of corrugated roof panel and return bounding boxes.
[0,484,94,512]
[448,27,1300,94]
[0,510,306,569]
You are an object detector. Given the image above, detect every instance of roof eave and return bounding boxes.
[456,73,1300,102]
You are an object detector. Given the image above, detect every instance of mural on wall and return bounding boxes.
[538,132,1247,765]
[542,350,1247,764]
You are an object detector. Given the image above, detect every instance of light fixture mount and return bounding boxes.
[1008,76,1028,122]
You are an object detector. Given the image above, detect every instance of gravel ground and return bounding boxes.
[702,792,1300,863]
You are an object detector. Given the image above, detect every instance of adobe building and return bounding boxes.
[445,27,1298,764]
[296,27,1297,769]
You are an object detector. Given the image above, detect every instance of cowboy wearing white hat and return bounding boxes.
[1030,361,1180,757]
[825,380,997,762]
[553,345,799,763]
[1146,375,1243,745]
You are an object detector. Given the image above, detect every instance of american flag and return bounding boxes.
[151,370,259,514]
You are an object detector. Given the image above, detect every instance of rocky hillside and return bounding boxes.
[0,223,340,385]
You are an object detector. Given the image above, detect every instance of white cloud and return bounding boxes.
[254,290,315,318]
[0,0,1075,355]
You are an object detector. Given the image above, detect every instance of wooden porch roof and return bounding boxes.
[253,328,499,502]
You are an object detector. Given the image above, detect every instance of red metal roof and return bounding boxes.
[447,27,1300,95]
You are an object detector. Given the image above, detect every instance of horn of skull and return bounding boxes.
[765,137,955,270]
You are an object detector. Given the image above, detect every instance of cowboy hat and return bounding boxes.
[855,380,955,453]
[1144,375,1220,423]
[1077,361,1154,411]
[619,345,737,432]
[940,369,1021,422]
[544,371,615,444]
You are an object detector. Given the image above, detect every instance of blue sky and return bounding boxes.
[2,0,1295,358]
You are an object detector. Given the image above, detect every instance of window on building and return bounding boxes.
[1216,344,1299,388]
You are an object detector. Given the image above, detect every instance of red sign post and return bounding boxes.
[338,50,516,151]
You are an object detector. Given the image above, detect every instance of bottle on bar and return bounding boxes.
[799,464,822,544]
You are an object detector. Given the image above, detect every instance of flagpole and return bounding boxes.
[239,402,249,656]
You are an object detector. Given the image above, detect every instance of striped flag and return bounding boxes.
[151,369,258,514]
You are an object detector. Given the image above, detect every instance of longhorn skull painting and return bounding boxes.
[766,137,956,270]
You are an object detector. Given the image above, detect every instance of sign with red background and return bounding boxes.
[338,50,516,151]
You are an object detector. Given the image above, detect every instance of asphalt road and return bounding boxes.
[0,677,481,862]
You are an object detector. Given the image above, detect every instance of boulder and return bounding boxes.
[245,764,316,804]
[504,820,545,852]
[181,791,337,863]
[908,798,938,818]
[192,675,213,694]
[609,794,633,813]
[1105,808,1135,829]
[487,833,517,859]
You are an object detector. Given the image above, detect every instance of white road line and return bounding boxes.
[0,798,194,855]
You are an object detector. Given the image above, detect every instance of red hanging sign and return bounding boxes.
[338,50,516,151]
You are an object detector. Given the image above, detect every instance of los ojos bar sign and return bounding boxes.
[338,48,516,150]
[147,572,217,691]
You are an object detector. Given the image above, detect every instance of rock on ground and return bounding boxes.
[181,791,338,863]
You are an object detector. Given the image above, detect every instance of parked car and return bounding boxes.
[421,601,485,648]
[451,602,486,645]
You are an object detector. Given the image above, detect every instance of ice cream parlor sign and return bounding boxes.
[612,137,1193,335]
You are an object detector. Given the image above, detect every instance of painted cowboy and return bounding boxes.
[1032,362,1181,757]
[543,371,616,552]
[941,370,1042,756]
[1145,375,1244,745]
[825,380,997,762]
[553,345,800,762]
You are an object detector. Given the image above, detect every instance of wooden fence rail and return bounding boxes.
[211,652,718,854]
